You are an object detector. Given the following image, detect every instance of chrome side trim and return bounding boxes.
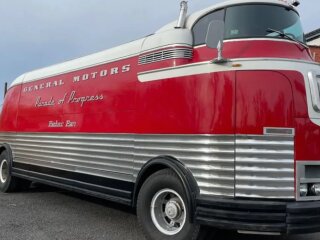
[0,132,235,197]
[0,132,295,199]
[193,38,301,49]
[224,38,304,45]
[133,134,235,197]
[0,133,135,183]
[138,48,193,65]
[137,57,318,83]
[235,135,295,199]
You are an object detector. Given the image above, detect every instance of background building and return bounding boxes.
[306,28,320,63]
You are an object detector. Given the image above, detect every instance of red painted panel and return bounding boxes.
[16,57,137,133]
[4,69,236,134]
[135,71,235,134]
[0,86,21,131]
[236,71,295,134]
[295,118,320,161]
[0,40,312,137]
[136,40,312,76]
[285,71,308,118]
[193,40,313,63]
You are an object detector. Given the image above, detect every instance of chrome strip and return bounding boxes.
[137,58,318,83]
[224,38,304,45]
[138,57,318,77]
[194,38,305,49]
[138,48,193,65]
[235,135,295,199]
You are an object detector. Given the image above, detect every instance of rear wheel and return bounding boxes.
[0,150,30,193]
[137,169,200,240]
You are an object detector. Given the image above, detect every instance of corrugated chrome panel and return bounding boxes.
[0,132,295,199]
[235,135,295,199]
[0,133,235,197]
[0,133,135,183]
[133,135,235,197]
[138,48,193,65]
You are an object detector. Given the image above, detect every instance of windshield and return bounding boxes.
[224,4,305,42]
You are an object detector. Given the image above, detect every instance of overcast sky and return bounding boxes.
[0,0,319,102]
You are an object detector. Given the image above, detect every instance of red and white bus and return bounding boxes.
[1,0,320,239]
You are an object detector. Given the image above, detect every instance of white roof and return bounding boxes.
[11,38,144,87]
[10,0,295,88]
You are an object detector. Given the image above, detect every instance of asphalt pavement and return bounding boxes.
[0,184,318,240]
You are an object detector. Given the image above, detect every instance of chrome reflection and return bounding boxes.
[0,132,295,199]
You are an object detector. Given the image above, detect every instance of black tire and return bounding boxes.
[137,169,200,240]
[0,150,31,193]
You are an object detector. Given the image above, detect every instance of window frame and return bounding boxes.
[192,8,225,46]
[191,3,300,46]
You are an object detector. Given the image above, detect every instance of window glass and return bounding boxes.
[224,5,304,42]
[192,9,225,46]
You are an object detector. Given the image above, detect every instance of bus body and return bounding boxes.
[1,0,320,238]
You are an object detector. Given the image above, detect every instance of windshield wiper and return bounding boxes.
[267,28,309,50]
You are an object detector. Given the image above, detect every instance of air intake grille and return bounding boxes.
[138,48,193,65]
[235,135,295,199]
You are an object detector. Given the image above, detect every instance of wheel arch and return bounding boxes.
[132,155,199,222]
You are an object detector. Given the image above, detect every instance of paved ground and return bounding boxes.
[0,184,318,240]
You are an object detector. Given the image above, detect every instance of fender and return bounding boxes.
[132,155,199,222]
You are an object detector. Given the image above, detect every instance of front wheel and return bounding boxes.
[137,169,200,240]
[0,150,30,193]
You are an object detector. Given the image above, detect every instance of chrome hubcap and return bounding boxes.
[0,159,9,184]
[151,189,186,235]
[165,201,181,219]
